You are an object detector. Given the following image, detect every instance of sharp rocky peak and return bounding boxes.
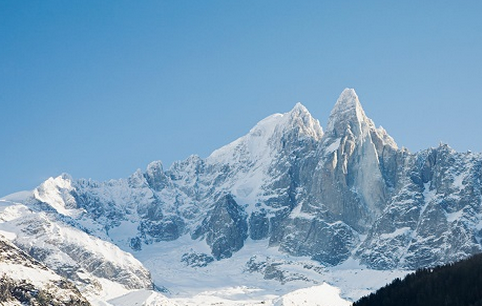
[332,88,363,113]
[289,102,310,117]
[284,102,323,140]
[325,88,374,138]
[248,102,322,141]
[207,103,322,164]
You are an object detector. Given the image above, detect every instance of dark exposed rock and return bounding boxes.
[192,194,248,260]
[249,210,270,240]
[140,215,186,242]
[181,252,214,267]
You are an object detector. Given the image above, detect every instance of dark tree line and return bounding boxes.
[353,253,482,306]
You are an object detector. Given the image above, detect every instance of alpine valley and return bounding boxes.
[1,89,481,305]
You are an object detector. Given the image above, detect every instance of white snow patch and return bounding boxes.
[0,229,17,240]
[108,289,178,306]
[421,182,436,218]
[446,210,464,222]
[81,275,132,306]
[0,190,33,202]
[325,138,341,154]
[274,283,350,306]
[0,262,60,289]
[380,227,411,240]
[33,175,84,217]
[452,173,465,190]
[108,220,139,248]
[289,203,314,220]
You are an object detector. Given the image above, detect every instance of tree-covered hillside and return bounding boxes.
[353,254,482,306]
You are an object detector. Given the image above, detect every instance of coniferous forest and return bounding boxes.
[353,253,482,306]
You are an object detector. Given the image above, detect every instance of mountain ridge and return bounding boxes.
[7,88,482,269]
[1,88,481,304]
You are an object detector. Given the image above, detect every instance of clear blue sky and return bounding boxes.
[1,1,482,196]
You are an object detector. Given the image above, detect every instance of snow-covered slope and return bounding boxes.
[0,195,153,305]
[107,283,351,306]
[0,233,90,305]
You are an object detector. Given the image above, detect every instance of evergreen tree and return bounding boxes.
[353,254,482,306]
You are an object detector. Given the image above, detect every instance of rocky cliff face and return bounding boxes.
[357,145,482,269]
[0,234,91,305]
[192,194,248,260]
[4,88,482,276]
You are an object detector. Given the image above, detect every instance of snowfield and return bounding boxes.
[105,236,407,306]
[109,284,351,306]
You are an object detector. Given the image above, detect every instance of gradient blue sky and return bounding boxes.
[1,1,482,196]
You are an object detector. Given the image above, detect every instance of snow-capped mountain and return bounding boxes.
[1,88,481,305]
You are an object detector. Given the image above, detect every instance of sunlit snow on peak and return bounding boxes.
[33,174,84,217]
[207,103,322,165]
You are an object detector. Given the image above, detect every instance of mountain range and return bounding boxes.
[1,88,481,305]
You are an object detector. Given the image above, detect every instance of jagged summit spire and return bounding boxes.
[323,88,397,149]
[290,102,309,114]
[338,87,358,100]
[325,88,370,137]
[330,88,366,121]
[286,102,323,141]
